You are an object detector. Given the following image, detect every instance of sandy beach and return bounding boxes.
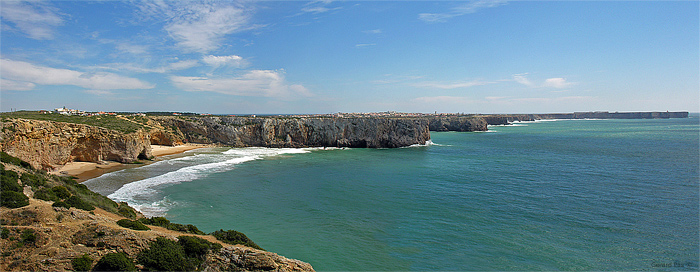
[49,144,212,182]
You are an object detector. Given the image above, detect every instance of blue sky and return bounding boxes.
[1,0,698,114]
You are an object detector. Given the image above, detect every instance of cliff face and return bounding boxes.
[1,119,152,169]
[153,116,431,148]
[426,116,488,132]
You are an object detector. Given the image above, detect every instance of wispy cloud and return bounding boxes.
[89,60,199,74]
[512,73,575,89]
[355,43,376,48]
[412,80,491,90]
[0,59,154,91]
[171,70,312,98]
[363,29,382,34]
[1,79,36,91]
[513,73,536,87]
[202,55,247,68]
[300,0,342,14]
[1,1,64,39]
[419,0,508,23]
[136,1,257,53]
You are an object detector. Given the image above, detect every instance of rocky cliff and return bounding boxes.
[153,116,432,148]
[1,119,152,170]
[426,116,488,132]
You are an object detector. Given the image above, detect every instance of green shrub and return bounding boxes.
[1,170,22,192]
[93,252,136,272]
[20,229,36,244]
[137,237,196,271]
[19,173,46,189]
[178,235,222,258]
[211,229,263,250]
[138,217,205,235]
[52,201,71,209]
[52,186,71,199]
[117,202,137,219]
[64,196,95,211]
[34,188,59,202]
[116,219,150,231]
[71,254,93,271]
[1,228,9,239]
[0,152,31,169]
[1,191,29,208]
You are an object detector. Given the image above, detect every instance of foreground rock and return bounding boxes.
[0,196,314,271]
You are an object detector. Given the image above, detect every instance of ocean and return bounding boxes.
[84,117,699,271]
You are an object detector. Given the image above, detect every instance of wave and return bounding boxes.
[107,147,312,217]
[405,140,450,148]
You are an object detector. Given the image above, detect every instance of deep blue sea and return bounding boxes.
[85,117,699,271]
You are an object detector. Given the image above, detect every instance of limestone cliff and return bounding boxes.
[153,116,431,148]
[0,119,152,169]
[426,116,488,132]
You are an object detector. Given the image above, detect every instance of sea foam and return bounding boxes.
[108,147,312,217]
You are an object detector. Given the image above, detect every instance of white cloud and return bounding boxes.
[300,1,342,14]
[202,55,246,68]
[513,73,535,87]
[137,1,255,53]
[355,43,376,48]
[513,74,575,89]
[542,77,574,89]
[412,80,490,89]
[1,59,154,90]
[363,29,382,34]
[171,70,312,98]
[90,60,199,74]
[1,79,36,91]
[0,1,64,39]
[419,0,508,23]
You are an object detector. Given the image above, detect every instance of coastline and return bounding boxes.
[49,143,212,182]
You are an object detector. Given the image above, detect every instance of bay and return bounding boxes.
[85,117,700,270]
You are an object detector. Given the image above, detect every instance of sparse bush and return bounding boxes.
[1,228,9,239]
[211,229,263,250]
[93,252,136,271]
[71,254,93,271]
[116,219,150,231]
[1,191,29,208]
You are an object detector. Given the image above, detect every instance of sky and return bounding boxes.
[1,0,698,114]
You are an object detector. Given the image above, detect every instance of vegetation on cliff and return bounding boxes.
[0,111,149,134]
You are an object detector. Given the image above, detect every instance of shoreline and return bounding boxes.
[49,143,213,182]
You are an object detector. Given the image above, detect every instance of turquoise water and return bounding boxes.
[85,118,699,270]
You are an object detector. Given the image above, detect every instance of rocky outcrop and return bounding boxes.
[203,246,315,272]
[153,116,431,148]
[0,119,152,169]
[426,116,488,132]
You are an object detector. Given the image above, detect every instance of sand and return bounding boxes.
[49,144,212,182]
